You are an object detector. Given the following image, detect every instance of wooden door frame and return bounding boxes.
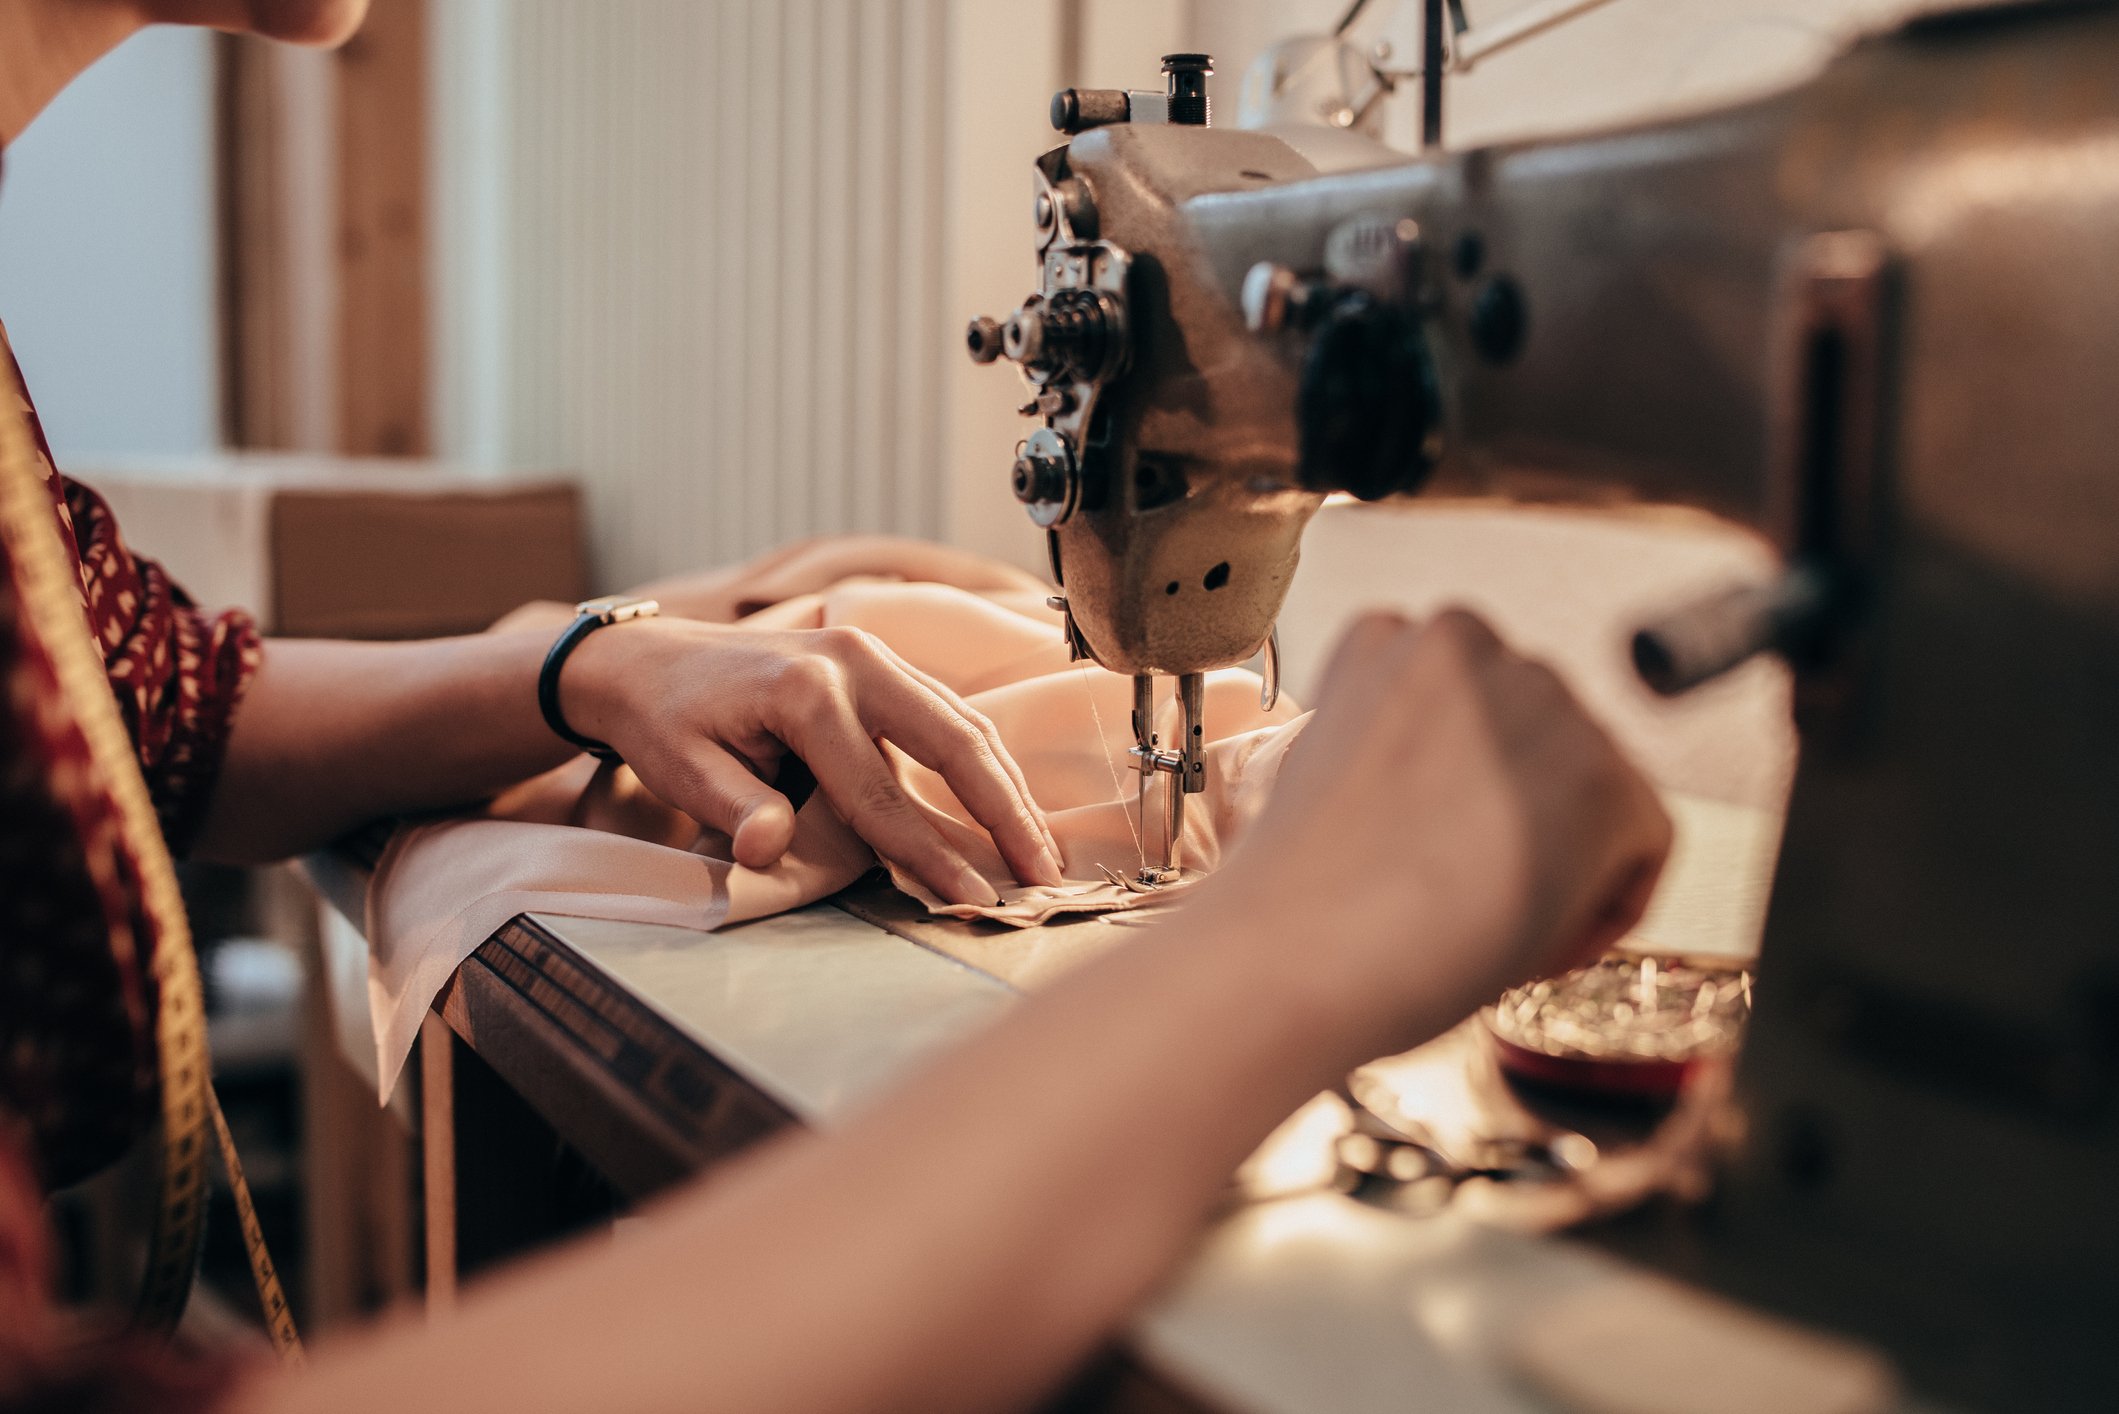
[216,0,429,457]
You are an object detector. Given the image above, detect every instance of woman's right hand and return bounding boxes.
[1192,607,1673,1046]
[559,615,1062,905]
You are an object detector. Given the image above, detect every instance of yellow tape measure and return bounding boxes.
[0,389,303,1362]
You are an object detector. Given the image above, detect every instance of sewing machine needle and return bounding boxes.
[1132,673,1155,870]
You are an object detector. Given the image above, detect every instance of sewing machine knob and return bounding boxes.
[1051,87,1131,134]
[1013,450,1065,503]
[966,316,1006,364]
[1012,427,1080,526]
[1243,264,1292,333]
[1242,262,1327,334]
[1296,295,1440,501]
[1005,289,1125,384]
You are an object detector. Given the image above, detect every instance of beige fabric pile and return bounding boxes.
[363,573,1304,1097]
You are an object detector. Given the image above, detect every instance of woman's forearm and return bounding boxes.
[195,632,571,862]
[239,894,1442,1414]
[198,614,1061,899]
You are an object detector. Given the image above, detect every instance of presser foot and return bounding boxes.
[1095,862,1178,894]
[1127,671,1207,894]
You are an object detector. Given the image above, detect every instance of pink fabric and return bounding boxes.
[365,579,1306,1097]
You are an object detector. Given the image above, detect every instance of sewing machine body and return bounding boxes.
[976,1,2119,1403]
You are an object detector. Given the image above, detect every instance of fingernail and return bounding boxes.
[1036,845,1065,887]
[953,864,996,908]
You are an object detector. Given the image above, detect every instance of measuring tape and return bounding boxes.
[0,388,303,1362]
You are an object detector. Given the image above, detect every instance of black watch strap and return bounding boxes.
[538,597,658,762]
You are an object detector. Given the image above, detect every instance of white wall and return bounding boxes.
[937,0,1071,575]
[0,28,221,461]
[1193,0,1932,154]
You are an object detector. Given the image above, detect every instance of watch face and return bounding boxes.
[575,596,659,623]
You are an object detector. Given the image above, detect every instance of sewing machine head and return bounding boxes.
[972,5,2119,1405]
[967,55,1437,681]
[968,55,1436,882]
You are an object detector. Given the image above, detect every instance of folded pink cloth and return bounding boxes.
[365,577,1305,1097]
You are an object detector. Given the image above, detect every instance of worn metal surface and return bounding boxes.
[985,121,1354,677]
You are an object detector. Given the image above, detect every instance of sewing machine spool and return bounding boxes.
[1486,953,1753,1101]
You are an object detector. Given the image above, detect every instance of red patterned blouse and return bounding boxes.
[0,315,259,1406]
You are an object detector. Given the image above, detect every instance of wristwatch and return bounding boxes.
[538,595,661,761]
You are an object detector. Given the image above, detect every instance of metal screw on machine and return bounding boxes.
[1162,53,1214,126]
[1045,178,1098,240]
[966,316,1005,365]
[1012,448,1066,504]
[1010,427,1080,526]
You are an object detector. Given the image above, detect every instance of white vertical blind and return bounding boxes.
[432,0,953,587]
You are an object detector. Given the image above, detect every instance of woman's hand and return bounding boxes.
[558,617,1063,905]
[1192,607,1673,1044]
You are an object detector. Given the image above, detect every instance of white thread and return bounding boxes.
[1077,662,1146,869]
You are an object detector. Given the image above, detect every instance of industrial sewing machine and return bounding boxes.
[968,1,2119,1406]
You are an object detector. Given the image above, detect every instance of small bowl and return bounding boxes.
[1484,953,1753,1102]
